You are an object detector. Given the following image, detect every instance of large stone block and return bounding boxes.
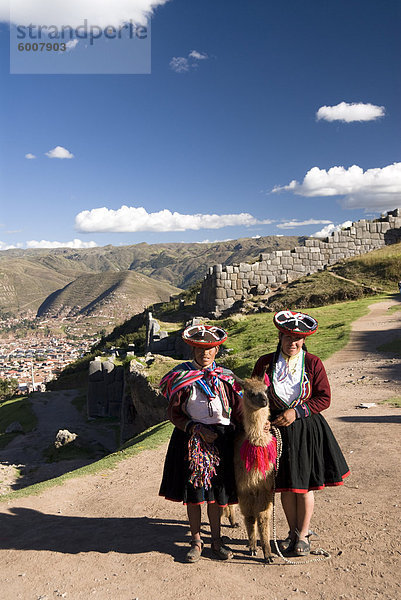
[240,263,252,272]
[216,288,227,299]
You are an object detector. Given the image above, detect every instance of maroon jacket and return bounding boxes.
[252,352,331,418]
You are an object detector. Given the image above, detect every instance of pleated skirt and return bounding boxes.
[274,413,350,493]
[159,424,238,506]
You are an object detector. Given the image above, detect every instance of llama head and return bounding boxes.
[233,373,269,411]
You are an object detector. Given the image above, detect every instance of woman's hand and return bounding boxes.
[197,425,218,443]
[272,409,296,427]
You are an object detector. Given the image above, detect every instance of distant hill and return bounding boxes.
[36,271,181,320]
[0,235,306,317]
[0,257,74,317]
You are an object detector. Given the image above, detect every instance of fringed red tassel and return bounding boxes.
[240,437,277,476]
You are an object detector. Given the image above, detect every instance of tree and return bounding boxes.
[0,378,19,403]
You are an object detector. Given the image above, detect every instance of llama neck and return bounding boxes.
[243,406,271,447]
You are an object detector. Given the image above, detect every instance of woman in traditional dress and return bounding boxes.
[159,324,243,563]
[252,310,350,556]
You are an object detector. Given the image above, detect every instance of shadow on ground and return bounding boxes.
[0,508,255,562]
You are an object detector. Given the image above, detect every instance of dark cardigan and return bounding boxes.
[252,351,331,418]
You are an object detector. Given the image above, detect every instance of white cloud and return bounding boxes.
[0,241,23,251]
[26,238,97,249]
[189,50,208,60]
[272,162,401,210]
[1,1,169,29]
[277,219,332,230]
[170,49,209,73]
[45,146,74,159]
[75,205,273,233]
[312,221,353,238]
[169,57,189,73]
[25,153,36,159]
[316,102,385,123]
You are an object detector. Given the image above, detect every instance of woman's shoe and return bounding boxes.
[294,537,310,556]
[211,538,233,560]
[294,530,317,556]
[280,531,296,553]
[185,540,204,563]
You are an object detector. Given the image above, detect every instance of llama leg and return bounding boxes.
[228,505,239,528]
[257,502,273,563]
[244,515,257,556]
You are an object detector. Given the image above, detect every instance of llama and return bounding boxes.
[233,374,276,563]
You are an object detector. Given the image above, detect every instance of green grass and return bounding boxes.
[214,295,389,377]
[268,270,378,311]
[0,420,173,502]
[377,338,401,356]
[332,242,401,291]
[42,440,104,463]
[146,356,182,387]
[0,395,37,449]
[388,304,401,313]
[71,391,87,416]
[380,396,401,408]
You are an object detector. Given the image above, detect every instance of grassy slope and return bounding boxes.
[0,395,37,449]
[331,241,401,290]
[37,271,181,319]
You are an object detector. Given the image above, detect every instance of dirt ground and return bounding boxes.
[0,299,400,600]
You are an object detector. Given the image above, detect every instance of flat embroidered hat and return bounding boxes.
[182,324,228,348]
[273,310,318,337]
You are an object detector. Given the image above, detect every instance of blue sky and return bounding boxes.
[0,0,400,250]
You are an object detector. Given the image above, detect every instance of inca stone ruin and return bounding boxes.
[196,209,401,316]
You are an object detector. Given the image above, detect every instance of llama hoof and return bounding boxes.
[231,522,240,528]
[250,549,257,556]
[263,555,274,565]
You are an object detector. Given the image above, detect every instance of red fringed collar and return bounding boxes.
[240,437,277,476]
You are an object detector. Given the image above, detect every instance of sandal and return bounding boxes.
[211,538,233,561]
[294,529,318,556]
[280,531,296,553]
[185,540,204,563]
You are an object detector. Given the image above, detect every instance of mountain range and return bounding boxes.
[0,235,306,319]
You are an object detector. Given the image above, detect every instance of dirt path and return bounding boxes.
[1,300,400,600]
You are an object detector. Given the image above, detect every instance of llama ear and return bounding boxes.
[255,365,267,382]
[231,372,246,388]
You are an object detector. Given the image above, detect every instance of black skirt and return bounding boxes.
[274,413,350,493]
[159,424,238,506]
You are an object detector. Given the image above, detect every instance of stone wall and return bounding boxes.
[120,361,166,443]
[196,208,401,316]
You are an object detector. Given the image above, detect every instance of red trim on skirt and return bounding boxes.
[159,494,238,507]
[275,470,350,494]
